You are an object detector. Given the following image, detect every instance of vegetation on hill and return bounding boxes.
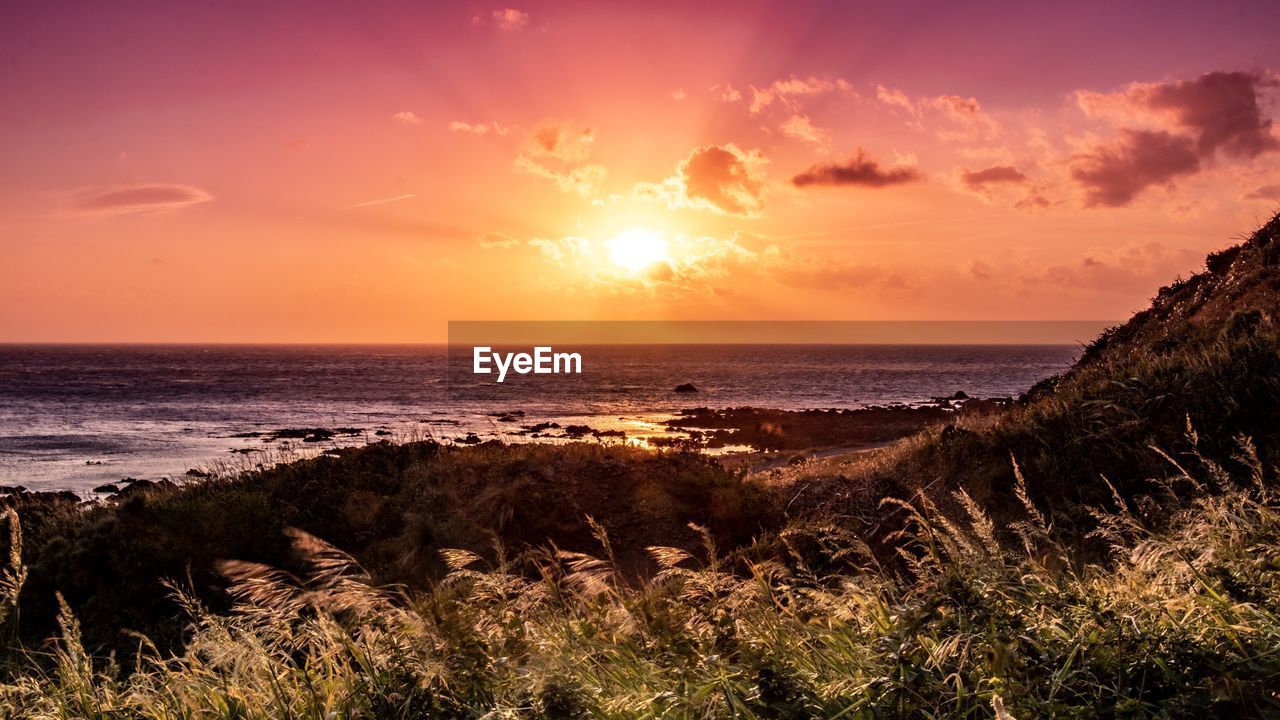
[0,213,1277,717]
[781,213,1280,538]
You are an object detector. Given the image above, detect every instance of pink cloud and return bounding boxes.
[68,183,214,216]
[748,75,851,114]
[490,8,529,30]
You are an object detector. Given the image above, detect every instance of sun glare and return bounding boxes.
[606,228,669,273]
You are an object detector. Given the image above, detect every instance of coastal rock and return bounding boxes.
[673,383,699,393]
[93,483,120,494]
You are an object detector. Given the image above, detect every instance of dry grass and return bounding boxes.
[1,437,1277,718]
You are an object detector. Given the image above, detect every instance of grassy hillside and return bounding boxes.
[781,212,1280,537]
[0,213,1278,717]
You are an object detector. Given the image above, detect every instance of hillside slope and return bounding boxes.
[788,212,1280,533]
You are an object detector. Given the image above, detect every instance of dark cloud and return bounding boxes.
[1145,71,1278,158]
[678,144,766,216]
[1244,184,1280,201]
[962,165,1027,189]
[791,149,921,188]
[1072,71,1278,207]
[70,184,214,215]
[1071,129,1201,208]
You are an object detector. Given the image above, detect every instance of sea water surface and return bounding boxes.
[0,344,1079,492]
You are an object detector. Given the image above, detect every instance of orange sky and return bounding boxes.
[1,1,1278,342]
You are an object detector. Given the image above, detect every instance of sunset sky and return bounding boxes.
[2,0,1278,342]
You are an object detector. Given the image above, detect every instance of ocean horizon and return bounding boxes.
[0,343,1080,492]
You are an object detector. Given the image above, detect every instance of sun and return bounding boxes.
[606,227,670,273]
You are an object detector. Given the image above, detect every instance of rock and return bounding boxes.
[563,425,593,437]
[374,429,393,436]
[0,485,28,494]
[940,424,977,445]
[951,391,970,400]
[116,479,173,498]
[185,468,211,478]
[673,383,699,393]
[93,483,120,494]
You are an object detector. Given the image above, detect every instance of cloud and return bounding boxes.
[874,86,1001,139]
[345,193,415,209]
[961,165,1028,189]
[875,85,915,114]
[779,114,830,148]
[486,8,529,30]
[1071,129,1201,207]
[68,183,214,216]
[449,120,508,136]
[965,259,994,281]
[670,88,687,101]
[1244,184,1280,201]
[1071,71,1278,206]
[711,83,742,103]
[527,236,592,265]
[1015,193,1053,210]
[392,111,421,125]
[958,165,1053,209]
[515,121,605,196]
[477,232,519,249]
[1078,71,1278,158]
[749,75,851,114]
[526,121,594,163]
[636,144,768,217]
[515,156,606,196]
[791,149,922,188]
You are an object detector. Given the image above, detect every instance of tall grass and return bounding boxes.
[1,437,1277,719]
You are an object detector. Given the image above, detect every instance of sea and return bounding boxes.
[0,344,1080,493]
